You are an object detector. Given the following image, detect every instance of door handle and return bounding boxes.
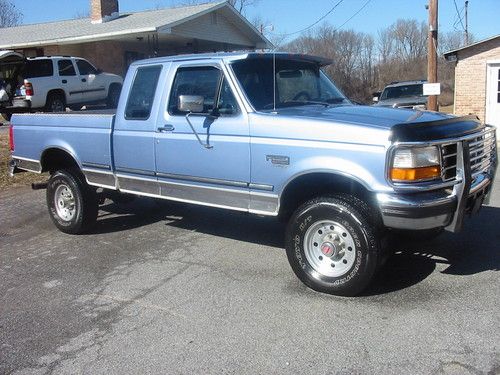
[157,124,175,132]
[81,78,87,82]
[62,80,67,84]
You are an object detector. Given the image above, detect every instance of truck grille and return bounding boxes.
[440,129,497,182]
[468,131,496,179]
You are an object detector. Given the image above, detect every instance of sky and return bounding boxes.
[13,0,500,43]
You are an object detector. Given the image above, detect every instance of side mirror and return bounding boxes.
[178,95,204,113]
[372,96,379,103]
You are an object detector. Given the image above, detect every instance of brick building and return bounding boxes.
[444,35,500,127]
[0,0,271,77]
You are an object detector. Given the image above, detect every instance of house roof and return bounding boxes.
[0,1,271,49]
[444,34,500,58]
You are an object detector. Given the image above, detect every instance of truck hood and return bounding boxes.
[271,104,452,130]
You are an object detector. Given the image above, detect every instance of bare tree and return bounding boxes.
[0,0,22,28]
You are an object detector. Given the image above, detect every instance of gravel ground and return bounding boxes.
[0,179,499,375]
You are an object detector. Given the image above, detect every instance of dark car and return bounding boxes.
[373,80,428,109]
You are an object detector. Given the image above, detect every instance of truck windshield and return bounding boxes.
[231,57,348,111]
[380,84,425,100]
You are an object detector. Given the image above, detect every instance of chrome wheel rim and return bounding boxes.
[304,220,356,278]
[54,184,76,221]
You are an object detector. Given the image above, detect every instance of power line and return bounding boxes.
[279,0,344,37]
[453,0,466,31]
[332,0,372,32]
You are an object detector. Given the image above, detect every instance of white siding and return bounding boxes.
[171,11,254,47]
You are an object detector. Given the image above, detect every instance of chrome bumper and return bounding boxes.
[378,129,497,233]
[377,173,492,232]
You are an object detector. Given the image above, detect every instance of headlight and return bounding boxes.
[390,146,441,182]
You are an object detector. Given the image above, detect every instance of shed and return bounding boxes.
[444,34,500,126]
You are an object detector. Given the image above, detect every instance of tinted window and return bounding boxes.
[231,57,347,111]
[58,60,76,76]
[24,60,53,78]
[380,84,424,100]
[76,59,97,75]
[217,78,239,115]
[168,66,221,115]
[125,65,162,120]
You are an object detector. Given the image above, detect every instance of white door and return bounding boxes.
[56,59,83,105]
[75,59,107,102]
[486,63,500,126]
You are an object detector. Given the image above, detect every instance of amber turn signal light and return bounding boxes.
[390,166,441,182]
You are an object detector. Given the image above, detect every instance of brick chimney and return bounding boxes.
[91,0,119,24]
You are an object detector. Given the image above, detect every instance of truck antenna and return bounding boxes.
[273,52,276,112]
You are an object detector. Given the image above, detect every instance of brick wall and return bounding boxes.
[454,37,500,123]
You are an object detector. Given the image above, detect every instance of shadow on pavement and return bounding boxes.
[91,197,500,295]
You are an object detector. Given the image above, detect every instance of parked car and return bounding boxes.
[0,51,123,119]
[9,52,498,296]
[373,80,428,110]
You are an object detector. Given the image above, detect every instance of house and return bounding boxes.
[444,34,500,127]
[0,0,271,76]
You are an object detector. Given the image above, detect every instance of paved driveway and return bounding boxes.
[1,180,499,374]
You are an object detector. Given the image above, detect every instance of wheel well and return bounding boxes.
[108,83,121,94]
[46,89,66,106]
[279,173,376,219]
[41,148,79,174]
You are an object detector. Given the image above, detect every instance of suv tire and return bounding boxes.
[106,84,121,109]
[45,93,66,112]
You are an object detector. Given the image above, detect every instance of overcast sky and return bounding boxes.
[15,0,499,42]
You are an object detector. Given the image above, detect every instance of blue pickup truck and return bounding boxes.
[9,52,498,296]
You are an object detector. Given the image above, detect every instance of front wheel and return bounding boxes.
[285,195,380,296]
[46,169,98,234]
[106,84,121,109]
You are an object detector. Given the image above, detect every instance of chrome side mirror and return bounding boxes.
[178,95,204,113]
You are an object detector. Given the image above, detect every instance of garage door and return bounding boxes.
[486,63,500,126]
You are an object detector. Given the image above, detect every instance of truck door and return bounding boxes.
[112,64,165,195]
[154,62,251,211]
[56,59,83,105]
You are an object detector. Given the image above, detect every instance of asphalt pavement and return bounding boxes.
[0,178,499,374]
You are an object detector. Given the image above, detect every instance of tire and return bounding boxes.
[285,195,380,296]
[45,93,66,112]
[46,169,98,234]
[106,84,121,109]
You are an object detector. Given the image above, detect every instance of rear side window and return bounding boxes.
[25,60,53,78]
[125,65,162,120]
[58,60,76,76]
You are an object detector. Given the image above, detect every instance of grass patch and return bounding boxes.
[0,128,48,190]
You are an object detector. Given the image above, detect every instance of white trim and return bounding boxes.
[0,27,157,49]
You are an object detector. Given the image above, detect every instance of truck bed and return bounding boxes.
[11,111,115,175]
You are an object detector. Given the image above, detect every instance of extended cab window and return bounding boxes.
[125,65,162,120]
[168,66,239,116]
[58,60,76,76]
[76,59,98,75]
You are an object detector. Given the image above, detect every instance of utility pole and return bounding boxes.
[464,0,469,45]
[427,0,438,111]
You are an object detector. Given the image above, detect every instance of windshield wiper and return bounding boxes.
[281,100,331,107]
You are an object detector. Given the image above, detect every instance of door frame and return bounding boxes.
[485,60,500,126]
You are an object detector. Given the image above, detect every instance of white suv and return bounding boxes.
[12,56,123,112]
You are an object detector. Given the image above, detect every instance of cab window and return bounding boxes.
[168,66,239,116]
[125,65,162,120]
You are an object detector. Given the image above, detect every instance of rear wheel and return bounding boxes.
[45,93,66,112]
[285,195,380,296]
[46,169,98,234]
